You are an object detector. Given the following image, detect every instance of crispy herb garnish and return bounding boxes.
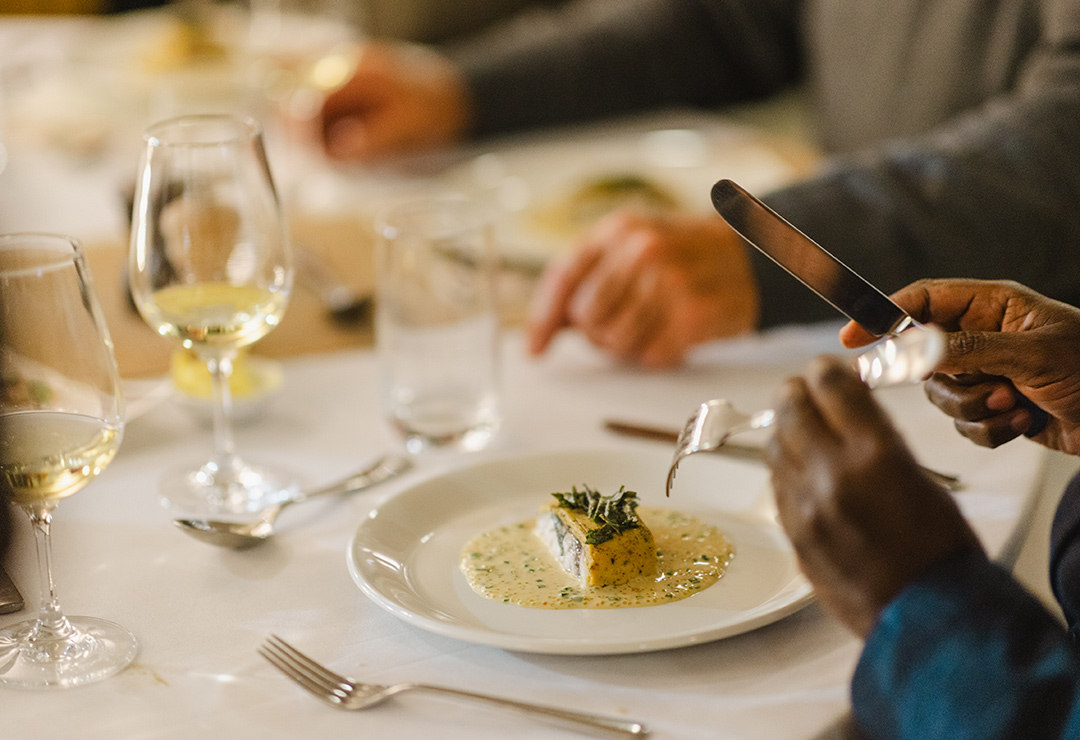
[551,485,642,545]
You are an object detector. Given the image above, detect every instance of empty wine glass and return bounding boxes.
[129,114,295,516]
[0,233,138,689]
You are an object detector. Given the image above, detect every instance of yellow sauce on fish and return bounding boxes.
[460,507,734,609]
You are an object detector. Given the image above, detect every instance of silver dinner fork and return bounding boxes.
[259,635,649,738]
[666,325,947,496]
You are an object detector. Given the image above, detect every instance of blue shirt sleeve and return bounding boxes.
[851,551,1080,740]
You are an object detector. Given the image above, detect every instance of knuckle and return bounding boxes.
[955,419,1001,448]
[947,331,989,357]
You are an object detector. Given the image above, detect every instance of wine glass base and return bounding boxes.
[0,617,138,689]
[158,457,298,517]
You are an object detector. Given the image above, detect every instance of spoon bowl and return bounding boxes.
[173,454,412,548]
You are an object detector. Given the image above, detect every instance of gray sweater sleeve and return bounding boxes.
[757,43,1080,328]
[446,0,803,137]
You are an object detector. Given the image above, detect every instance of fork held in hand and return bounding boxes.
[666,325,947,496]
[259,635,648,738]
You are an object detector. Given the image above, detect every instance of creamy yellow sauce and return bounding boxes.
[460,507,734,609]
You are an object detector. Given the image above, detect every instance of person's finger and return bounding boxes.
[320,63,389,152]
[934,329,1063,390]
[841,277,1029,346]
[803,355,893,442]
[564,215,653,331]
[324,117,372,160]
[566,258,634,335]
[768,376,860,585]
[838,319,879,349]
[768,375,839,489]
[884,278,1009,330]
[923,374,1017,421]
[952,412,1031,448]
[526,247,603,355]
[598,272,667,364]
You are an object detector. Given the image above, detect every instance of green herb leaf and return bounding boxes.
[551,484,642,544]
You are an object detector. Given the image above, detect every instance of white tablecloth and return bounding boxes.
[1,326,1047,740]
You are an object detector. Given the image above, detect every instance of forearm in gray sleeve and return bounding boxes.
[446,0,803,138]
[754,88,1080,329]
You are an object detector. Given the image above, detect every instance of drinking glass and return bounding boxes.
[375,194,501,454]
[0,233,138,689]
[129,114,294,515]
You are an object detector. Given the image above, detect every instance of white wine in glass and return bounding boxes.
[0,233,138,689]
[129,114,295,516]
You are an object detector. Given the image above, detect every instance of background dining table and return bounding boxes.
[0,8,1074,739]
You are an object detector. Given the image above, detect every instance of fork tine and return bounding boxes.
[267,634,349,687]
[260,636,350,704]
[259,645,347,706]
[665,411,699,497]
[664,464,678,497]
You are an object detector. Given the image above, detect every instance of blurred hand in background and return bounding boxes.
[319,42,472,163]
[525,210,759,368]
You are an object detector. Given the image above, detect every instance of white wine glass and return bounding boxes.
[0,233,138,689]
[129,114,295,516]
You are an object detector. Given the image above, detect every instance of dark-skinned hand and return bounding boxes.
[839,279,1080,454]
[767,355,984,637]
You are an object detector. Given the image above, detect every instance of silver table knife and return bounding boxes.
[711,178,1049,435]
[711,179,913,337]
[0,565,24,615]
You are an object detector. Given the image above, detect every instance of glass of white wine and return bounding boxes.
[0,233,138,689]
[129,114,295,516]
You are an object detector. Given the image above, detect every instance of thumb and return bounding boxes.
[839,319,879,348]
[938,329,1034,379]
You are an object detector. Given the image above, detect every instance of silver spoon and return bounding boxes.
[173,454,412,548]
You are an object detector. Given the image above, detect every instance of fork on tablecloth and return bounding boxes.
[259,635,648,737]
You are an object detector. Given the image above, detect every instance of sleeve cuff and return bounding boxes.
[852,551,1079,740]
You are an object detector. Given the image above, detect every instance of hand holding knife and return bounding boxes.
[710,179,1050,437]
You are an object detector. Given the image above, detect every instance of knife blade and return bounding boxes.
[711,179,913,338]
[0,565,24,615]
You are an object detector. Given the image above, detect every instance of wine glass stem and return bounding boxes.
[28,506,75,641]
[207,353,240,473]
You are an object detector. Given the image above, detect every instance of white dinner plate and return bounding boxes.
[347,448,813,655]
